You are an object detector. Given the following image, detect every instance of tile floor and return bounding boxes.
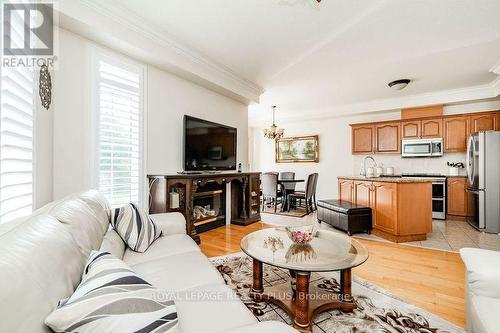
[260,212,500,252]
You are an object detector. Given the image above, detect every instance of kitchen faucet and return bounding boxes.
[361,156,377,177]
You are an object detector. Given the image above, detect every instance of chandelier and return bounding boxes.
[263,106,285,140]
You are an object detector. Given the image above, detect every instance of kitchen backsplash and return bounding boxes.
[352,152,467,176]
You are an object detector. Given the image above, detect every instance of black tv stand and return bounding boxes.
[148,172,261,244]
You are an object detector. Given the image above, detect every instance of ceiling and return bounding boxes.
[80,0,500,120]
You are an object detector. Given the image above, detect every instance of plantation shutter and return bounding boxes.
[96,57,143,207]
[0,8,35,224]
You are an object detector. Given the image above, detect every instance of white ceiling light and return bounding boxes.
[388,79,411,91]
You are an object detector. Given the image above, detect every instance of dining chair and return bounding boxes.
[278,171,296,212]
[311,173,318,211]
[279,172,296,192]
[287,173,316,214]
[261,172,281,213]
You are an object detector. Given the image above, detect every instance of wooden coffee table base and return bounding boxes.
[249,259,356,332]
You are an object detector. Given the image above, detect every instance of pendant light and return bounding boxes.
[263,106,285,140]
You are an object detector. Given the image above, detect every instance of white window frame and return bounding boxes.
[91,48,147,207]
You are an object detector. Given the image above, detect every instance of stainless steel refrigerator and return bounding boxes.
[466,131,500,233]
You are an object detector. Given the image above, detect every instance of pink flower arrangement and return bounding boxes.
[289,230,313,244]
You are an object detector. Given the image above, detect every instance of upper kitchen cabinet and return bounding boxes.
[401,118,442,139]
[421,118,442,138]
[350,110,497,155]
[401,120,420,139]
[470,113,496,132]
[444,116,469,152]
[351,124,374,154]
[375,122,400,153]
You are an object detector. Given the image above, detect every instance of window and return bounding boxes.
[95,53,144,207]
[0,9,35,224]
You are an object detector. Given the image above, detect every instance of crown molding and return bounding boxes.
[491,76,500,97]
[249,80,500,126]
[58,0,263,104]
[490,59,500,75]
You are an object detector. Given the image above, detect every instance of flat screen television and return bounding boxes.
[184,115,237,171]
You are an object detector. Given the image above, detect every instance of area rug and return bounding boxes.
[210,253,464,333]
[261,205,309,218]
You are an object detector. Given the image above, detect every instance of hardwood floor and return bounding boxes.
[199,222,269,258]
[199,222,466,328]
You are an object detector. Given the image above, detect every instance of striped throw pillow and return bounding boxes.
[111,203,162,252]
[45,251,179,333]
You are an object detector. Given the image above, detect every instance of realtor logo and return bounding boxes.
[3,2,54,56]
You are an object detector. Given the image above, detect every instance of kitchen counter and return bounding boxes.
[337,177,432,243]
[338,176,433,183]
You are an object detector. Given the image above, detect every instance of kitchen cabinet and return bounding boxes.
[351,125,374,154]
[401,118,442,139]
[401,121,420,139]
[447,177,474,218]
[374,122,400,153]
[338,179,354,202]
[354,181,373,208]
[444,116,469,152]
[371,182,397,233]
[351,110,498,155]
[338,177,432,242]
[354,181,397,233]
[421,118,442,138]
[470,113,496,132]
[401,105,444,120]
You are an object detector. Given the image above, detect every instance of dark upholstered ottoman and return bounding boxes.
[317,199,372,236]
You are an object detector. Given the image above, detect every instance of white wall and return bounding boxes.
[250,100,500,200]
[33,79,54,209]
[52,30,93,200]
[50,29,248,201]
[147,66,248,174]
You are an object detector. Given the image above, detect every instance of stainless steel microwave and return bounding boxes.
[402,138,443,157]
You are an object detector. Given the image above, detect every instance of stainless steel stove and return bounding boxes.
[402,173,447,220]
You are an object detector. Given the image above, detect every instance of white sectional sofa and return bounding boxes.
[0,190,296,333]
[460,248,500,333]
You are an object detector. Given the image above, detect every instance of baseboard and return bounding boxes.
[372,229,427,243]
[446,214,470,221]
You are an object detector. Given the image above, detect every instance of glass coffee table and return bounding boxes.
[240,227,368,332]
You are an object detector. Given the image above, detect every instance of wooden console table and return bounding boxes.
[148,172,261,244]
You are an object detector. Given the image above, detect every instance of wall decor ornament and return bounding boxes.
[39,64,52,110]
[275,135,319,163]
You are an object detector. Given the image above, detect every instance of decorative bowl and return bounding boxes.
[285,225,315,244]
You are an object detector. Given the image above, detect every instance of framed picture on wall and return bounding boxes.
[275,135,319,163]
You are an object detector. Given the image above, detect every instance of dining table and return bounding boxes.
[277,178,304,212]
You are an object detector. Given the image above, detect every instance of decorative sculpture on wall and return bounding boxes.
[39,64,52,110]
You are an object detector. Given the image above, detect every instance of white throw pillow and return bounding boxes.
[45,251,179,333]
[111,203,162,253]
